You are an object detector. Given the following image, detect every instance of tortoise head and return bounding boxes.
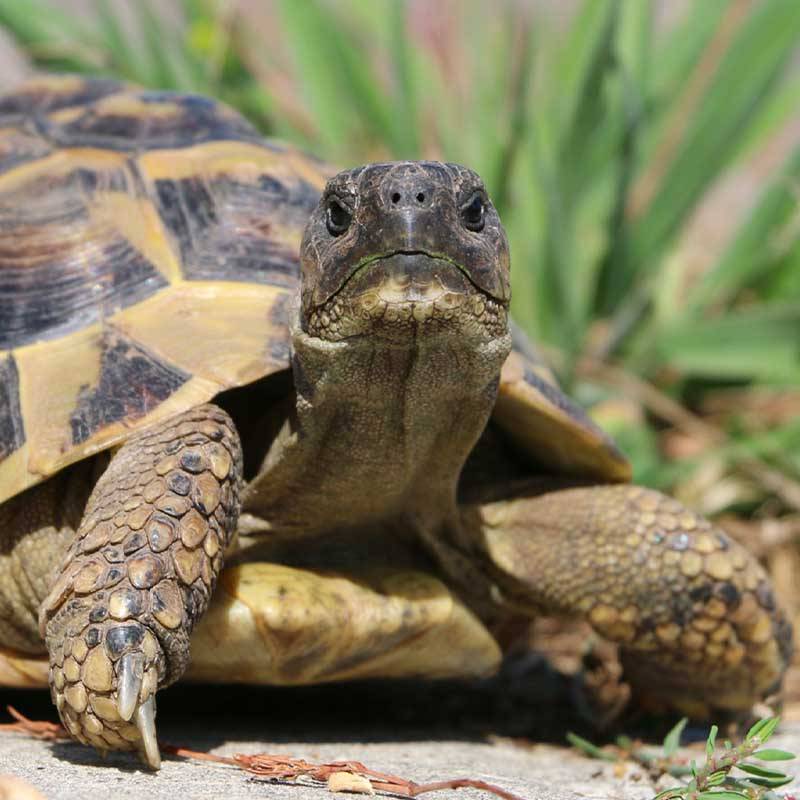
[299,161,510,342]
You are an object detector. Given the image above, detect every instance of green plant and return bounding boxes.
[569,716,797,799]
[0,0,798,521]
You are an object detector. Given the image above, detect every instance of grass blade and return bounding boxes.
[706,725,718,758]
[93,0,142,79]
[663,717,688,757]
[0,0,97,71]
[618,0,800,308]
[688,144,800,313]
[566,732,617,761]
[387,0,418,158]
[277,0,394,157]
[656,304,800,382]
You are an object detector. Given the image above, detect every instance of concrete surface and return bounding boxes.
[5,717,800,800]
[2,728,591,800]
[3,683,800,800]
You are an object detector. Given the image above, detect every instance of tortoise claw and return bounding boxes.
[117,652,144,722]
[135,694,160,770]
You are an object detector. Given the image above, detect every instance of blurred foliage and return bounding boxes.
[0,0,798,521]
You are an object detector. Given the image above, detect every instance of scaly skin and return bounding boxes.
[460,483,792,716]
[39,404,242,766]
[0,462,91,653]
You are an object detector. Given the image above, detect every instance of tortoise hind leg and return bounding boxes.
[0,461,94,655]
[459,483,792,717]
[39,404,242,768]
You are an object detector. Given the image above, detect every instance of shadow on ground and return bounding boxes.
[3,656,783,800]
[4,651,704,759]
[5,654,583,749]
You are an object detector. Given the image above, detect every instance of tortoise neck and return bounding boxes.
[242,328,511,535]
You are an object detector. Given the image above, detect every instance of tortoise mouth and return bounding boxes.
[339,251,485,303]
[303,251,508,342]
[337,250,507,306]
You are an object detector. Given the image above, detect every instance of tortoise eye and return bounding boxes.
[461,193,485,232]
[326,198,352,236]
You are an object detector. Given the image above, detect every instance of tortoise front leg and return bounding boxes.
[39,404,242,768]
[461,484,792,717]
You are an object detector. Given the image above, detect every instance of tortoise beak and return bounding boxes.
[335,251,479,305]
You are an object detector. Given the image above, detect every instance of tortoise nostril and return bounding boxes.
[387,183,432,207]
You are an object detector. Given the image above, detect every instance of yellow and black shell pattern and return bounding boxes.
[0,75,629,508]
[0,75,331,504]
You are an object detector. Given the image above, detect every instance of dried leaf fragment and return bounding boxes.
[327,771,375,794]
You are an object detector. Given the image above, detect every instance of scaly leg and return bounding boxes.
[39,404,242,767]
[0,461,94,655]
[460,483,792,717]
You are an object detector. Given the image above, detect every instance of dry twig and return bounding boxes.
[0,706,69,741]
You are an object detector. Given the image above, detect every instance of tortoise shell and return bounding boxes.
[0,75,629,507]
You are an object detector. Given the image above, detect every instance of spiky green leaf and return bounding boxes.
[565,732,617,762]
[663,717,688,757]
[752,748,796,761]
[706,724,718,758]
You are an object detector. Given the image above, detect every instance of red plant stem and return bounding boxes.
[403,779,527,800]
[160,743,238,765]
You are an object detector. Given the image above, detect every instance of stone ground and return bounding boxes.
[3,682,800,800]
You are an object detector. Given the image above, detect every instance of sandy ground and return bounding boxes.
[2,727,592,800]
[3,682,800,800]
[1,680,596,800]
[4,711,800,800]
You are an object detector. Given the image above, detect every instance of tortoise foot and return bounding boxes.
[462,483,793,717]
[47,619,163,767]
[39,404,242,768]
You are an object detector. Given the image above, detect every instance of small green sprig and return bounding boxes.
[655,717,795,800]
[568,717,796,800]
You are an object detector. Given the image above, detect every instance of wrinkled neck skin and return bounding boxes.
[242,318,512,538]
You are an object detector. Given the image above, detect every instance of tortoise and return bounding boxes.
[0,75,791,769]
